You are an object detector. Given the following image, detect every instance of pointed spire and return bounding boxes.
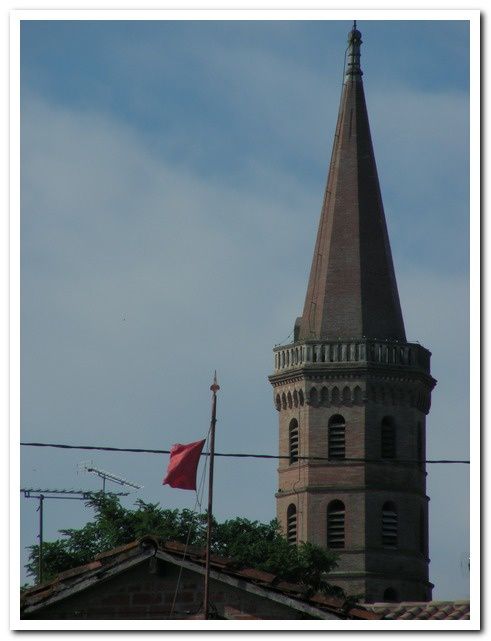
[297,23,406,342]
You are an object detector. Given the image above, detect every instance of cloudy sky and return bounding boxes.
[19,17,470,598]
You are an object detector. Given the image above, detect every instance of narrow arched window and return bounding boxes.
[382,502,398,548]
[287,392,293,409]
[381,417,396,459]
[327,500,345,549]
[309,387,318,406]
[383,587,398,603]
[331,386,340,404]
[287,504,297,544]
[289,419,299,464]
[328,415,346,459]
[321,386,329,405]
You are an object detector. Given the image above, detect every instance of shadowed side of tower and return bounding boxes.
[269,24,436,604]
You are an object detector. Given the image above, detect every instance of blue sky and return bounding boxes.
[20,18,470,599]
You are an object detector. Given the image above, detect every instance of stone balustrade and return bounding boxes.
[273,339,431,374]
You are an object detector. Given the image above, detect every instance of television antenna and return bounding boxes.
[20,488,129,584]
[79,462,143,493]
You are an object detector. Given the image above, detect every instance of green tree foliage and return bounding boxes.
[26,493,342,597]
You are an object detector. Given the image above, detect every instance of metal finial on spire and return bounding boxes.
[210,370,220,393]
[345,21,363,79]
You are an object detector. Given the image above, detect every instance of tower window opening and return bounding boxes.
[309,387,318,406]
[382,502,398,548]
[328,415,346,459]
[381,417,396,459]
[327,500,345,549]
[289,419,299,464]
[287,504,297,544]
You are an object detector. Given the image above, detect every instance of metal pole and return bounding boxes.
[38,494,44,584]
[204,372,219,620]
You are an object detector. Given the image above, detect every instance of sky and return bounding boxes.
[19,18,470,599]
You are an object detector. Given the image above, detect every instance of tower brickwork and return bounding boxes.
[269,25,436,603]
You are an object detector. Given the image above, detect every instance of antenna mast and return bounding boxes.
[81,464,143,493]
[21,488,129,584]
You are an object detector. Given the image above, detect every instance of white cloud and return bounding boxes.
[20,74,469,598]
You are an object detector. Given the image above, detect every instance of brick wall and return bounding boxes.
[273,363,433,603]
[29,558,316,620]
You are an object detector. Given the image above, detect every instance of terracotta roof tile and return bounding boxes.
[94,540,140,561]
[161,540,187,553]
[209,554,239,570]
[234,567,278,584]
[23,587,55,605]
[21,536,379,620]
[347,607,381,620]
[163,541,207,559]
[56,560,102,581]
[366,601,470,620]
[274,580,310,596]
[309,593,344,608]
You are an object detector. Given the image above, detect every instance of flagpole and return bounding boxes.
[204,372,219,620]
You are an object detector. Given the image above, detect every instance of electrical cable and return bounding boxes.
[20,442,470,464]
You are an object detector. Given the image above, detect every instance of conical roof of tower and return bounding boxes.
[297,24,406,342]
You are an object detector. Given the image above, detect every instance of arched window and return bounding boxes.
[328,415,346,459]
[331,386,340,404]
[289,419,299,464]
[287,504,297,544]
[327,500,345,549]
[309,387,318,406]
[353,386,363,404]
[321,386,329,405]
[382,502,398,548]
[381,417,396,459]
[383,587,399,603]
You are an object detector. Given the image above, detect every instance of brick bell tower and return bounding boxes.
[269,23,436,603]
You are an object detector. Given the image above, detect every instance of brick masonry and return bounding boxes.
[273,364,433,603]
[28,559,313,620]
[271,26,435,604]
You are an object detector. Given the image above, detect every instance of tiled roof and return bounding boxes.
[365,601,470,620]
[20,536,379,620]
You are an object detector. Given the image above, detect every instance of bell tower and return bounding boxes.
[269,23,436,603]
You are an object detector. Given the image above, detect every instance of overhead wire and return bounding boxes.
[20,442,470,464]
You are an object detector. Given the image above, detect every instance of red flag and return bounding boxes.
[163,439,206,490]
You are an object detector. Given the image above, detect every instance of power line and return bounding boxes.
[20,441,470,464]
